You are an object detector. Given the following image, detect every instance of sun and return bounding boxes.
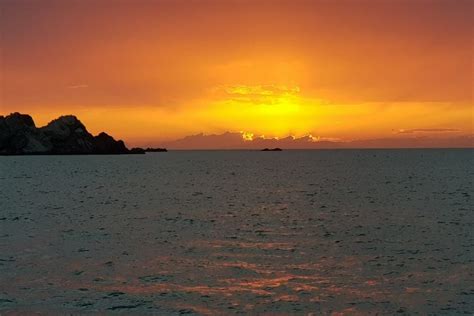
[202,84,318,137]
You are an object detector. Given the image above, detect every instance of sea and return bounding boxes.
[0,149,473,314]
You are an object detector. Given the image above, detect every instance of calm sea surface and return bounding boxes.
[1,150,473,314]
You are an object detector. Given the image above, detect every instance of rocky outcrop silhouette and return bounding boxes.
[92,132,129,154]
[145,147,167,152]
[0,113,144,155]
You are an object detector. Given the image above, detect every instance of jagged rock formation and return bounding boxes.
[92,132,129,154]
[0,113,143,155]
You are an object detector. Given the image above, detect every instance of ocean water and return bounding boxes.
[0,150,473,314]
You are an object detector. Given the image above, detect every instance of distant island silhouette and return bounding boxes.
[145,147,168,152]
[261,148,282,151]
[159,131,473,149]
[0,113,149,155]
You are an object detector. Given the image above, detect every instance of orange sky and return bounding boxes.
[1,0,472,147]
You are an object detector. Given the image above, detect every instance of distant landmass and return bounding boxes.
[158,131,474,149]
[145,147,168,152]
[0,113,146,155]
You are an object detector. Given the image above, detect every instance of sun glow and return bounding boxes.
[201,84,321,137]
[241,131,254,141]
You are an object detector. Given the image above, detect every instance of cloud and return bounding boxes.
[159,132,334,149]
[67,84,89,89]
[222,85,300,96]
[396,128,460,134]
[215,84,301,104]
[159,131,474,149]
[159,132,291,149]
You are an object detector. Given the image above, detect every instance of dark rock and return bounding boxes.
[92,132,128,154]
[0,113,51,154]
[145,147,167,152]
[130,147,146,154]
[40,115,95,154]
[261,148,283,151]
[3,112,35,130]
[0,113,141,155]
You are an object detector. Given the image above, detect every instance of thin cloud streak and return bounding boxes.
[67,84,89,89]
[397,128,460,134]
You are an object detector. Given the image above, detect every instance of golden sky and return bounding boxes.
[1,0,472,147]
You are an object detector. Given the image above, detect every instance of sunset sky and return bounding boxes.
[1,0,472,147]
